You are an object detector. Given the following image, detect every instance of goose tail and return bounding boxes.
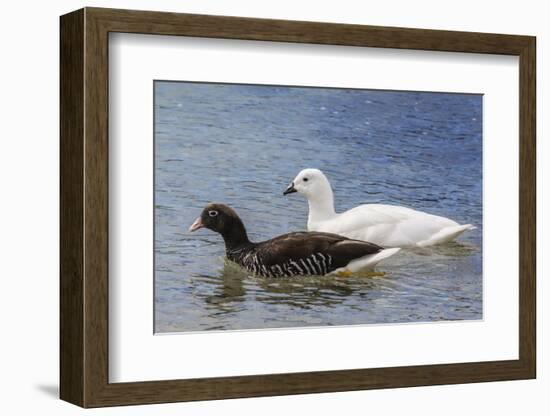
[344,247,401,272]
[417,224,476,247]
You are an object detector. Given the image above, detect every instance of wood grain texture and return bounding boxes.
[59,8,84,406]
[88,7,532,54]
[83,10,110,406]
[59,7,537,408]
[518,38,536,375]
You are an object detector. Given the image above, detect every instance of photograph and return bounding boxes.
[154,81,482,333]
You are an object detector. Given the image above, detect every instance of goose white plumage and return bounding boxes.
[284,168,475,248]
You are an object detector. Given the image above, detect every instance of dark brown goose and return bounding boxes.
[189,204,400,278]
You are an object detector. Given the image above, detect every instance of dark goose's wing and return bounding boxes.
[255,231,383,274]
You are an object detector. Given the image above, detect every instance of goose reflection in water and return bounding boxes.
[200,260,388,316]
[409,241,479,257]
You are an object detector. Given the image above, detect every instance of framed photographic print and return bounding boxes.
[60,7,536,407]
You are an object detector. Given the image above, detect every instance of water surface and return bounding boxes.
[154,81,482,333]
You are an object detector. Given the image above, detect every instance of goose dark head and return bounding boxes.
[189,203,250,248]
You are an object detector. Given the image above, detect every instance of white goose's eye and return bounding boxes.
[303,177,309,182]
[208,210,218,217]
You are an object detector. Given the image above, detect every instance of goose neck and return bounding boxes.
[307,193,336,222]
[220,221,251,252]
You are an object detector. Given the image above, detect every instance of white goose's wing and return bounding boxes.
[313,204,462,247]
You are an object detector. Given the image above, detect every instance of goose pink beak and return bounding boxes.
[188,217,204,232]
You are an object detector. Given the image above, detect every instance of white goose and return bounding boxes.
[283,168,475,248]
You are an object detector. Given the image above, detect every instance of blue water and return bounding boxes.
[154,81,482,333]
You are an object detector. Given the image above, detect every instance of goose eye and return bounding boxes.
[303,177,309,182]
[208,210,218,217]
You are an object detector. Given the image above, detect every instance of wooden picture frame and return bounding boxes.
[60,7,536,408]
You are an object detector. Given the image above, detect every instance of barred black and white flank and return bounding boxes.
[189,203,400,278]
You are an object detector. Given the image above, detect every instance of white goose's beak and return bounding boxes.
[188,216,204,232]
[283,182,297,195]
